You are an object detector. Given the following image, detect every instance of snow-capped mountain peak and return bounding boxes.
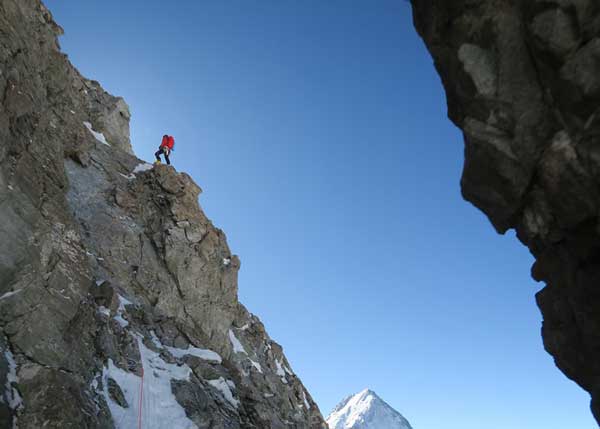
[326,389,413,429]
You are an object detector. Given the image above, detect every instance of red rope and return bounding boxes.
[137,366,144,429]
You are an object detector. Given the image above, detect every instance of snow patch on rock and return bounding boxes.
[166,345,222,364]
[229,329,263,373]
[113,295,131,328]
[2,349,22,411]
[302,390,310,410]
[132,163,154,175]
[83,121,109,145]
[0,290,21,301]
[275,359,288,384]
[208,377,239,408]
[229,329,246,354]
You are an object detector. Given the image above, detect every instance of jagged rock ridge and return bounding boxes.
[326,389,413,429]
[410,0,600,423]
[0,1,325,427]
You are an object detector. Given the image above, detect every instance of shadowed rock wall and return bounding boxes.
[410,0,600,422]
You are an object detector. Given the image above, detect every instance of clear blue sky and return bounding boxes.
[45,1,595,428]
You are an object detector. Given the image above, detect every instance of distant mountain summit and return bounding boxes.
[326,389,413,429]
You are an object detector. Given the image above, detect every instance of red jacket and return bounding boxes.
[160,135,175,150]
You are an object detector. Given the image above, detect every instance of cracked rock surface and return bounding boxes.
[411,0,600,423]
[0,1,325,427]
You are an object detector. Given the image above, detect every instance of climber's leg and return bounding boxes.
[154,148,163,164]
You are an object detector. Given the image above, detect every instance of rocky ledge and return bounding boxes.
[0,1,325,427]
[410,0,600,422]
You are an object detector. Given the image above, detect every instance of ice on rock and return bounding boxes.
[101,335,197,429]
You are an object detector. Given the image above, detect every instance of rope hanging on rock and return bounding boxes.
[137,366,145,429]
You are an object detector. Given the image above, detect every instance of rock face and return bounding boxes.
[410,0,600,423]
[0,1,325,427]
[326,389,413,429]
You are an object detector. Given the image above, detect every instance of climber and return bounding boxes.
[154,134,175,165]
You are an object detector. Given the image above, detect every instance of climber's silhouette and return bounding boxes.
[155,134,175,165]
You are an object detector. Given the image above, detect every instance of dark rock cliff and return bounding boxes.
[0,1,325,427]
[410,0,600,423]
